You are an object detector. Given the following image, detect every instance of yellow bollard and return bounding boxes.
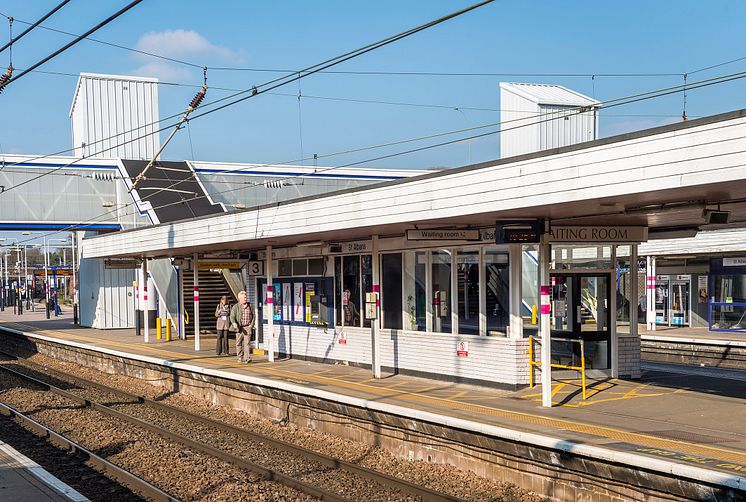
[531,305,537,325]
[165,319,172,341]
[156,317,162,340]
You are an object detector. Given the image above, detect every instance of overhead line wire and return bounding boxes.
[0,1,71,55]
[6,68,746,250]
[0,0,143,92]
[14,66,742,251]
[0,0,497,193]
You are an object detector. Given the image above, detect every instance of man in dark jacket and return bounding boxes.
[230,290,254,363]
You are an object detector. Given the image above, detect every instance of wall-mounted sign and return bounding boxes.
[333,240,372,254]
[723,257,746,267]
[198,260,242,270]
[407,229,480,241]
[456,341,469,357]
[548,226,648,243]
[698,275,708,303]
[105,258,141,269]
[247,261,264,276]
[495,220,543,244]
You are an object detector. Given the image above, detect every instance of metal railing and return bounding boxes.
[528,335,588,400]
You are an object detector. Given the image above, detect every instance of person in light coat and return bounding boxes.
[214,295,231,355]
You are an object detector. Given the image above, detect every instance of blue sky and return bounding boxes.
[0,0,745,171]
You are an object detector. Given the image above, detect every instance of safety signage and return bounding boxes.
[338,332,347,345]
[456,341,469,357]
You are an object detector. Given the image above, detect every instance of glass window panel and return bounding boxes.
[342,256,361,327]
[308,258,324,275]
[362,255,373,328]
[334,257,342,325]
[711,304,746,331]
[403,251,427,331]
[457,251,479,335]
[552,246,612,270]
[292,259,308,276]
[278,259,292,276]
[713,275,746,304]
[382,254,403,329]
[485,249,510,335]
[431,250,452,334]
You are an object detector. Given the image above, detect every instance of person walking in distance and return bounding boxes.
[230,291,254,363]
[214,295,231,355]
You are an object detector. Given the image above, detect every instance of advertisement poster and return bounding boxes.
[282,283,291,320]
[305,283,315,323]
[293,283,303,321]
[273,283,282,321]
[698,275,708,303]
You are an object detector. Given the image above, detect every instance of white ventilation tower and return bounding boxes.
[70,73,160,160]
[499,82,599,159]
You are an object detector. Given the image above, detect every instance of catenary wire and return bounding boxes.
[0,0,497,192]
[0,0,71,55]
[0,0,143,92]
[7,67,744,251]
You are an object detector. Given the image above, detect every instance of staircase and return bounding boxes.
[182,271,236,336]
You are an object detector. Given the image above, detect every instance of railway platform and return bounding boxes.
[0,437,87,502]
[1,311,746,500]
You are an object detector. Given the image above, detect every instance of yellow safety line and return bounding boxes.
[5,323,746,464]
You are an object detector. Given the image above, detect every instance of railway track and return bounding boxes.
[0,351,466,502]
[0,399,176,502]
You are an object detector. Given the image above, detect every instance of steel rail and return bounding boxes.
[4,352,465,502]
[0,361,349,502]
[0,400,179,502]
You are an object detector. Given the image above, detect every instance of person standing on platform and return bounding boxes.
[214,295,231,355]
[230,291,254,363]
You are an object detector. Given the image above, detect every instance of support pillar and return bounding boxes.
[425,251,433,332]
[266,245,275,362]
[450,248,458,335]
[193,253,200,351]
[178,266,185,339]
[630,245,639,336]
[142,259,149,343]
[646,256,656,330]
[509,244,523,339]
[478,247,486,336]
[538,243,552,408]
[371,235,381,378]
[610,246,618,378]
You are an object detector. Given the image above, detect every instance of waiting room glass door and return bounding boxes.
[550,273,611,370]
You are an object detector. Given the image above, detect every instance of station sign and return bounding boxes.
[723,257,746,267]
[247,260,264,276]
[105,258,141,269]
[331,240,372,254]
[548,226,648,243]
[198,260,242,270]
[406,229,480,241]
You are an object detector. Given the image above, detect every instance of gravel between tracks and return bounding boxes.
[0,412,147,502]
[0,368,316,501]
[6,353,547,502]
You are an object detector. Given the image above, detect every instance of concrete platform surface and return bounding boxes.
[0,439,88,502]
[2,311,746,487]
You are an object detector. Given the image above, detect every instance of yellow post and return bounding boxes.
[156,317,162,340]
[528,335,534,388]
[580,340,587,400]
[165,319,172,341]
[531,305,537,325]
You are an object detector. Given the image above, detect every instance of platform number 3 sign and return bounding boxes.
[247,261,264,276]
[456,341,469,357]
